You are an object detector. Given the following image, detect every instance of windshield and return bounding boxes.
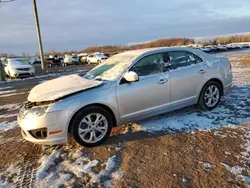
[85,53,137,81]
[10,59,30,66]
[96,54,106,58]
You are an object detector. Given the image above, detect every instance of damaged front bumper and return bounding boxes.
[18,104,68,145]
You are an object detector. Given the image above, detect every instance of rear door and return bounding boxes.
[168,51,205,107]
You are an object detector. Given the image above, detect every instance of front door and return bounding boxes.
[116,52,171,122]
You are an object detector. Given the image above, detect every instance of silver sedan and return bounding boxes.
[18,47,233,147]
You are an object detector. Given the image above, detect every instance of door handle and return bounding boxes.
[198,70,206,74]
[157,79,168,84]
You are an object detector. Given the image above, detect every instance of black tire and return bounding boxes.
[198,81,222,110]
[70,106,113,147]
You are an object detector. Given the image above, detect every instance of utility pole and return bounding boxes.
[32,0,45,73]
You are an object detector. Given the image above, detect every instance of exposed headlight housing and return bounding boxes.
[23,105,49,119]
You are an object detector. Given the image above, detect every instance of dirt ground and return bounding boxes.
[0,51,250,187]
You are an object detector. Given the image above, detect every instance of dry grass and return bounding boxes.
[241,55,250,66]
[116,128,248,188]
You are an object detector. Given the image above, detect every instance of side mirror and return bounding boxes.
[123,71,139,83]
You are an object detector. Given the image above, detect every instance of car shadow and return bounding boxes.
[103,84,250,146]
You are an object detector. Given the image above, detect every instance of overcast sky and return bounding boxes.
[1,0,250,54]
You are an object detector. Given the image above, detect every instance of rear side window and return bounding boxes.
[167,51,202,70]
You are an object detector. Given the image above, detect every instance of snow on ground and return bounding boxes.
[0,113,17,119]
[220,126,250,186]
[201,162,214,170]
[0,103,20,132]
[39,80,48,84]
[131,84,250,134]
[232,68,250,84]
[0,147,123,187]
[0,103,22,111]
[0,86,14,91]
[0,86,26,97]
[0,121,18,132]
[0,92,26,98]
[33,148,122,187]
[0,90,16,95]
[0,178,7,188]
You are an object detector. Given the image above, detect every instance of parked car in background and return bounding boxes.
[242,44,250,48]
[46,56,61,67]
[103,53,111,58]
[199,47,211,53]
[63,54,79,66]
[4,58,35,78]
[78,53,88,64]
[86,53,108,64]
[30,58,41,65]
[0,57,7,64]
[18,47,232,147]
[217,45,228,51]
[62,55,73,66]
[72,55,79,65]
[205,46,216,52]
[59,57,64,64]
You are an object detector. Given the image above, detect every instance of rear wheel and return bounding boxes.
[198,81,222,110]
[71,106,113,147]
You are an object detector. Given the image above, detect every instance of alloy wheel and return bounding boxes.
[78,113,108,144]
[204,85,220,107]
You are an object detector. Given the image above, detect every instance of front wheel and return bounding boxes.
[71,106,113,147]
[198,81,222,110]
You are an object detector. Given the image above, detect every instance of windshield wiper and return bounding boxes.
[95,78,103,81]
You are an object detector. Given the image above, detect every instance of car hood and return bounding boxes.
[28,74,103,102]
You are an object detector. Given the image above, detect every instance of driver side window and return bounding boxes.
[130,53,164,77]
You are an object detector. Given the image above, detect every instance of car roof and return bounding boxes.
[7,58,28,62]
[118,47,197,57]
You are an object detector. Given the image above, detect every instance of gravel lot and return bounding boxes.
[0,52,250,187]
